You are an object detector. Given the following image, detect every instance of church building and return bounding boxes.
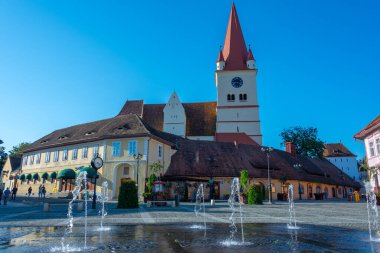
[2,3,359,201]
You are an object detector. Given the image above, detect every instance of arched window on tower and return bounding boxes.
[239,94,243,100]
[239,94,247,101]
[231,94,235,101]
[243,94,247,100]
[227,94,231,101]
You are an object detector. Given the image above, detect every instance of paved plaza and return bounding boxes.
[0,197,370,231]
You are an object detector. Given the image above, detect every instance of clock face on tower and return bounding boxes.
[231,77,243,88]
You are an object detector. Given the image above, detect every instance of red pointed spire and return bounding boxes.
[216,49,225,62]
[222,3,248,70]
[247,47,254,61]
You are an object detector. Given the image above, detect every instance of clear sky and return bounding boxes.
[0,1,379,159]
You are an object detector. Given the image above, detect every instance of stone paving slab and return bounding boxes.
[0,199,370,231]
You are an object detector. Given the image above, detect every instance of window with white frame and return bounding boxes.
[36,153,41,164]
[23,155,28,165]
[82,146,88,159]
[112,142,121,157]
[370,142,375,157]
[143,139,148,157]
[93,144,99,158]
[29,155,34,165]
[62,149,68,161]
[72,148,78,160]
[53,150,59,162]
[158,144,163,159]
[376,139,380,155]
[128,141,137,156]
[45,151,51,163]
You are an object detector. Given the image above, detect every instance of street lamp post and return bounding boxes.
[293,163,302,200]
[261,146,273,204]
[90,153,103,209]
[134,153,143,198]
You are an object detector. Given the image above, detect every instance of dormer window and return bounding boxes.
[85,131,95,136]
[58,136,69,140]
[40,140,49,144]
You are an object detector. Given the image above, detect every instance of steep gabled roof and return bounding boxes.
[118,100,144,116]
[323,143,356,157]
[354,115,380,140]
[141,101,217,137]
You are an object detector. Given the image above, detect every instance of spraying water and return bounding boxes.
[287,184,299,229]
[222,177,244,245]
[192,183,206,236]
[98,181,109,231]
[60,171,87,252]
[365,182,380,241]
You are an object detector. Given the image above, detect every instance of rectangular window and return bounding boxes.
[72,148,78,160]
[45,151,51,163]
[370,142,375,157]
[29,155,34,165]
[376,139,380,155]
[53,150,59,162]
[82,146,88,159]
[128,141,137,156]
[23,156,28,165]
[158,144,163,159]
[112,142,121,157]
[62,149,68,161]
[143,139,148,157]
[123,166,129,176]
[93,144,99,158]
[36,153,41,164]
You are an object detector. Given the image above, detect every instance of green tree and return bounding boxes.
[280,126,325,158]
[248,185,263,205]
[240,170,249,193]
[8,142,30,157]
[0,140,8,171]
[150,161,163,177]
[359,157,375,182]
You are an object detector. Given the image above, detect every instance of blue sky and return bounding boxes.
[0,1,379,158]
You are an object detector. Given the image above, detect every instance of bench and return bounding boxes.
[147,200,176,207]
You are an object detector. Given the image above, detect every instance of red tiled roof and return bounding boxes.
[323,143,356,157]
[247,48,254,61]
[354,115,380,140]
[215,133,259,146]
[138,102,217,137]
[118,100,144,116]
[222,3,248,70]
[164,139,361,188]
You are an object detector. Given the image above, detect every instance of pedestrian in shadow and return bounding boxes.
[11,186,17,200]
[3,188,11,205]
[38,185,42,199]
[28,187,32,197]
[0,187,3,205]
[42,185,46,199]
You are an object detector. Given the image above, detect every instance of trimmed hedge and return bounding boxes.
[248,185,263,205]
[118,181,139,208]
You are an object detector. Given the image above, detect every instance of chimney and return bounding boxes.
[285,142,296,155]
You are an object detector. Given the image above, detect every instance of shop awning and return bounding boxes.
[57,168,76,179]
[26,174,32,180]
[20,174,25,181]
[77,167,97,178]
[50,171,57,179]
[41,172,49,179]
[32,173,39,180]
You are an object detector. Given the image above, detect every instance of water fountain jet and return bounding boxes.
[365,182,380,241]
[287,184,299,229]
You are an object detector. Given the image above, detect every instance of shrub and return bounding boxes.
[248,185,263,205]
[240,170,249,193]
[117,181,138,208]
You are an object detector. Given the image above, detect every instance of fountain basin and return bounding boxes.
[0,223,375,252]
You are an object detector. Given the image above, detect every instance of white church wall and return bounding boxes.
[163,91,186,137]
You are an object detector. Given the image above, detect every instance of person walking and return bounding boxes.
[11,186,17,200]
[42,185,46,199]
[3,188,11,205]
[28,187,32,197]
[38,185,42,199]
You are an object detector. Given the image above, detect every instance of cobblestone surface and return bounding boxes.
[0,197,369,230]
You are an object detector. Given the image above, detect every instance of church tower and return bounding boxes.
[215,3,262,145]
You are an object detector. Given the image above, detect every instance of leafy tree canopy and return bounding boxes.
[8,142,30,157]
[0,139,8,170]
[280,126,325,158]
